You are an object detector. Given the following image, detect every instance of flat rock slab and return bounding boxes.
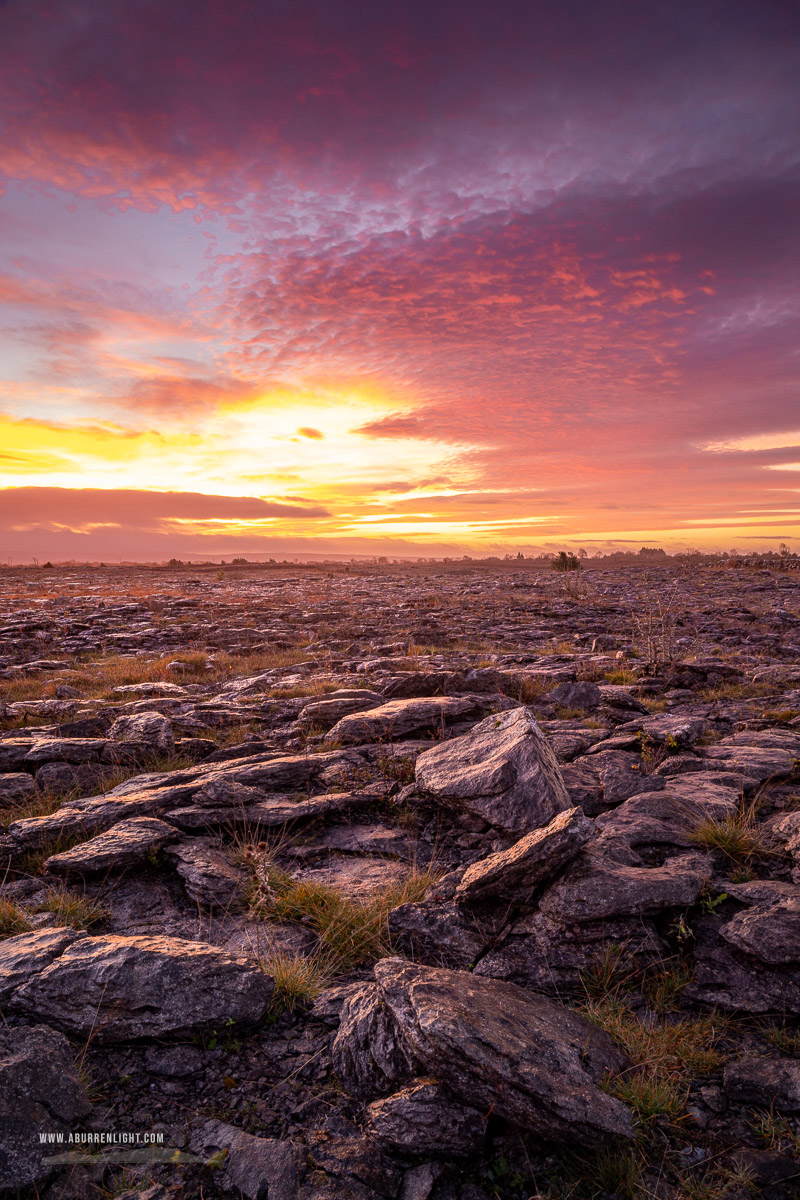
[327,695,508,745]
[294,855,411,900]
[415,706,570,835]
[44,816,180,876]
[372,958,634,1145]
[539,851,711,922]
[11,933,274,1041]
[455,806,594,904]
[0,927,86,1005]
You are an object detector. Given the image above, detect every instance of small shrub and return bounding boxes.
[551,551,581,573]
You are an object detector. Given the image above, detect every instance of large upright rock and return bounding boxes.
[455,806,594,905]
[371,959,634,1145]
[414,707,570,834]
[332,982,417,1098]
[11,934,274,1041]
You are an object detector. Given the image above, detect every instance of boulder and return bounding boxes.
[331,982,417,1098]
[366,1079,487,1156]
[455,806,594,905]
[328,696,509,746]
[108,712,175,754]
[415,707,570,835]
[0,1024,92,1193]
[0,772,35,807]
[43,816,180,876]
[371,959,634,1145]
[11,933,274,1040]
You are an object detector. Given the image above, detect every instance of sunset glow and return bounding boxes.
[1,0,799,559]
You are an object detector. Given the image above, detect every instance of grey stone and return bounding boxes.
[191,1120,297,1200]
[166,839,249,910]
[372,959,634,1144]
[328,695,509,746]
[43,816,180,876]
[539,851,712,922]
[298,691,383,729]
[724,1058,800,1112]
[331,982,417,1098]
[548,681,602,710]
[388,899,489,969]
[108,711,175,753]
[415,707,570,835]
[720,893,800,965]
[35,761,111,796]
[11,933,274,1041]
[589,750,666,806]
[0,1024,92,1193]
[474,910,667,995]
[366,1079,487,1155]
[0,926,85,1004]
[25,737,108,764]
[455,806,594,904]
[0,772,35,807]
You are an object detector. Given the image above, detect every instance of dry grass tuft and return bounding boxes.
[688,803,770,866]
[0,896,33,937]
[33,885,109,930]
[243,844,438,969]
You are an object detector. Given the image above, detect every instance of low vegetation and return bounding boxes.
[688,803,771,868]
[32,885,109,930]
[243,842,438,970]
[0,896,33,937]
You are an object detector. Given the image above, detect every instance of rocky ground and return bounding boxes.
[0,559,799,1200]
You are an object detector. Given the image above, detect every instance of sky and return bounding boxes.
[1,0,799,561]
